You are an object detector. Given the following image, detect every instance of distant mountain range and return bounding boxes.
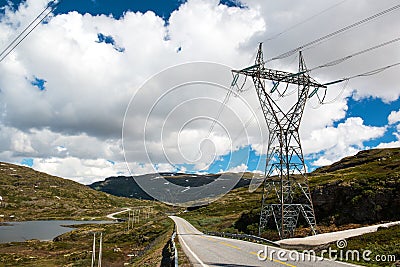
[88,172,252,201]
[2,146,399,225]
[90,147,400,226]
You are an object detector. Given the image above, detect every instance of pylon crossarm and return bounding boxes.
[233,68,326,89]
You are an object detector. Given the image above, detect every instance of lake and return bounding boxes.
[0,220,114,243]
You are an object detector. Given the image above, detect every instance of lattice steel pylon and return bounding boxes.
[233,43,326,239]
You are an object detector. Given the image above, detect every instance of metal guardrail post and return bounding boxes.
[171,231,178,267]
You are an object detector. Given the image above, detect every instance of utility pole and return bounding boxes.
[98,232,102,267]
[91,232,103,267]
[233,43,325,239]
[91,232,96,267]
[127,209,139,232]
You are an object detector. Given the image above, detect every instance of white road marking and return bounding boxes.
[178,230,210,267]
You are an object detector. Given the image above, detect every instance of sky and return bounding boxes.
[0,0,399,184]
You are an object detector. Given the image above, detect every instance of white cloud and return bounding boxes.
[376,109,400,149]
[10,131,35,153]
[376,124,400,149]
[224,163,248,173]
[242,0,400,102]
[388,109,400,124]
[376,139,400,149]
[32,157,130,184]
[303,117,386,166]
[0,0,266,182]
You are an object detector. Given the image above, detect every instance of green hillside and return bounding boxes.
[0,162,152,221]
[181,147,400,236]
[0,162,179,266]
[2,147,398,266]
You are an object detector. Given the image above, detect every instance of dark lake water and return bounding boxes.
[0,220,113,243]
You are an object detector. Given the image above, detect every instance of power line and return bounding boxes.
[309,36,400,72]
[202,2,349,147]
[0,0,60,63]
[266,3,400,63]
[242,35,400,99]
[229,49,400,147]
[206,87,233,139]
[320,61,400,87]
[342,61,400,81]
[306,60,400,105]
[265,0,348,42]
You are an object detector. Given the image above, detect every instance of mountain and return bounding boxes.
[310,147,400,225]
[175,147,400,240]
[313,147,400,174]
[0,162,147,221]
[0,162,176,266]
[88,172,252,201]
[88,147,400,229]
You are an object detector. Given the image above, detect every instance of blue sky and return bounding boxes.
[54,0,184,19]
[1,0,184,19]
[1,0,243,19]
[340,97,400,146]
[1,0,400,183]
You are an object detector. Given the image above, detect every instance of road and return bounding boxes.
[278,221,400,247]
[170,216,359,267]
[106,207,131,220]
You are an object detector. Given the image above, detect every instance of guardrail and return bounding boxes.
[204,231,280,247]
[171,231,178,267]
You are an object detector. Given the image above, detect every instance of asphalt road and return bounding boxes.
[170,216,360,267]
[106,207,131,220]
[278,221,400,247]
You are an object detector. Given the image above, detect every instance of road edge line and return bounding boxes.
[178,231,209,267]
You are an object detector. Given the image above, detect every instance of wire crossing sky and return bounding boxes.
[266,3,400,62]
[0,0,59,62]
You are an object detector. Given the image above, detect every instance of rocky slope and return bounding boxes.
[311,147,400,225]
[179,147,400,238]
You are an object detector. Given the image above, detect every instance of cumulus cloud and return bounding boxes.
[224,163,248,173]
[32,157,130,184]
[377,114,400,148]
[242,0,400,101]
[0,0,265,183]
[0,0,399,183]
[303,117,386,166]
[388,109,400,124]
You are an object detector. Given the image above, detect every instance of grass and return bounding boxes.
[0,162,158,221]
[0,212,177,266]
[0,162,183,266]
[331,225,400,266]
[181,148,400,233]
[1,147,400,265]
[181,186,263,235]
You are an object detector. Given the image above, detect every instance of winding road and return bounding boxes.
[170,216,360,267]
[106,207,131,220]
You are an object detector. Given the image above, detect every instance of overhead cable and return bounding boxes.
[309,36,400,72]
[266,3,400,63]
[265,0,348,42]
[0,0,60,63]
[322,61,400,86]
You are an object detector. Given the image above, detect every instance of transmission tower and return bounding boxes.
[233,43,326,239]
